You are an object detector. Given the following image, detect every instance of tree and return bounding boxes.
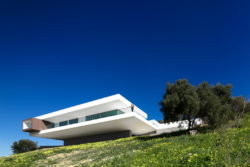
[11,139,38,154]
[196,82,222,128]
[211,83,233,127]
[160,80,236,129]
[196,82,216,117]
[245,102,250,113]
[160,79,199,129]
[196,82,234,128]
[212,83,232,105]
[231,96,247,127]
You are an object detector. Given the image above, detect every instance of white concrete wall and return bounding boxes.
[153,118,203,135]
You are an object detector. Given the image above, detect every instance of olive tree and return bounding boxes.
[160,79,199,129]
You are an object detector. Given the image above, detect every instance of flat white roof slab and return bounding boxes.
[31,113,156,140]
[36,94,147,122]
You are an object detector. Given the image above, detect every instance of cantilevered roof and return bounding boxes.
[31,113,157,140]
[36,94,147,122]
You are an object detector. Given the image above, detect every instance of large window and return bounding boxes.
[85,110,123,121]
[86,115,93,121]
[54,110,123,128]
[59,121,68,126]
[69,118,78,124]
[47,123,55,129]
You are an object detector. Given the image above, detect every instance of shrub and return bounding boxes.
[11,139,38,154]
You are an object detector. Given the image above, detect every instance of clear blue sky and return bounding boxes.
[0,0,249,156]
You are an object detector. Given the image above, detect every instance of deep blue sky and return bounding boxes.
[0,0,249,156]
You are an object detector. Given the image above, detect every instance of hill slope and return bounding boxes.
[1,115,249,167]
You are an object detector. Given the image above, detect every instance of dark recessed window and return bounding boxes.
[69,118,78,124]
[92,114,101,120]
[86,115,92,121]
[85,110,124,122]
[101,112,108,118]
[118,110,124,114]
[59,121,68,126]
[107,110,116,116]
[49,123,55,128]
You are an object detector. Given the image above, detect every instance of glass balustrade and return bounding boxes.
[46,109,125,129]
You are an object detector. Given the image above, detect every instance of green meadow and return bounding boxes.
[1,114,249,167]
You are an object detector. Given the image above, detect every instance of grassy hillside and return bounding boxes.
[1,114,249,167]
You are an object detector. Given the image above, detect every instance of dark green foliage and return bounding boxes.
[160,79,199,129]
[212,84,232,104]
[209,84,233,127]
[196,82,233,128]
[246,102,250,113]
[231,97,244,113]
[231,96,247,114]
[231,96,248,127]
[11,139,38,154]
[160,79,248,129]
[196,82,219,118]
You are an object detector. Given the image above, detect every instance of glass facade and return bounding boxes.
[47,123,55,129]
[59,121,68,126]
[86,110,123,121]
[53,109,124,128]
[69,118,78,124]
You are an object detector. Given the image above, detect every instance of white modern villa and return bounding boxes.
[23,94,202,145]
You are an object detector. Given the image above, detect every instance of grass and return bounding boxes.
[0,114,249,167]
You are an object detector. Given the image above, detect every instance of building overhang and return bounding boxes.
[34,94,147,123]
[30,113,157,140]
